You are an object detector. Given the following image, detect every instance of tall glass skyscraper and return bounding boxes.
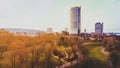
[70,7,81,35]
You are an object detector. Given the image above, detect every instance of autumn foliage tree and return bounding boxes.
[0,30,86,68]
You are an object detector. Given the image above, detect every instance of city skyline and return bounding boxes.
[0,0,120,32]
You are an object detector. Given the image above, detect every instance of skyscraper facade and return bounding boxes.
[70,7,81,35]
[95,22,103,34]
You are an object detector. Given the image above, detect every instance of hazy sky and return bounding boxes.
[0,0,120,32]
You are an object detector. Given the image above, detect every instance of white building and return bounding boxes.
[70,7,81,35]
[95,22,103,34]
[47,28,52,33]
[63,28,68,32]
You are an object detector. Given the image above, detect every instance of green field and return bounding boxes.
[88,46,107,61]
[68,42,109,68]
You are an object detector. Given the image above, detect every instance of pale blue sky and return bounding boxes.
[0,0,120,32]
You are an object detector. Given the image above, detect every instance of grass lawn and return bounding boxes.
[67,45,109,68]
[85,42,103,46]
[89,46,107,61]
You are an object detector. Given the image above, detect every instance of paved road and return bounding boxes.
[101,48,112,68]
[55,52,83,68]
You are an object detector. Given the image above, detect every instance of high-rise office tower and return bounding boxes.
[95,22,103,34]
[70,7,81,35]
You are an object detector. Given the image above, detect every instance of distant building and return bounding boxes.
[84,29,86,33]
[0,28,45,36]
[70,7,81,35]
[95,22,103,35]
[63,28,68,32]
[47,28,52,33]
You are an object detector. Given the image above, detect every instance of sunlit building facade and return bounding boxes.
[70,7,81,35]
